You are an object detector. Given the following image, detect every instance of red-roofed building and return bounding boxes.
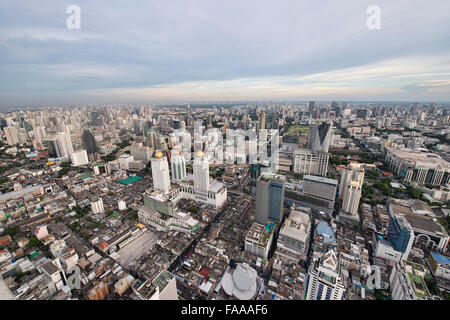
[0,235,12,248]
[98,241,109,252]
[199,267,210,279]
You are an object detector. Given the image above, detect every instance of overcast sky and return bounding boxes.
[1,0,449,106]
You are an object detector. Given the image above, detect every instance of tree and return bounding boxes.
[407,187,422,199]
[57,167,70,178]
[424,276,438,296]
[362,184,375,199]
[189,206,198,214]
[26,236,41,249]
[365,170,380,180]
[3,226,18,236]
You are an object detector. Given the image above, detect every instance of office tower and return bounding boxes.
[309,101,316,113]
[271,112,278,129]
[193,151,209,191]
[0,119,7,130]
[173,119,181,130]
[255,172,286,224]
[331,102,341,117]
[56,132,74,158]
[293,149,329,176]
[339,163,365,216]
[258,111,266,130]
[133,119,142,133]
[306,249,346,300]
[356,109,368,120]
[186,105,192,118]
[3,126,19,146]
[387,214,415,260]
[307,122,333,153]
[42,139,59,158]
[151,151,171,194]
[171,155,186,181]
[81,129,98,155]
[303,175,338,202]
[91,111,101,126]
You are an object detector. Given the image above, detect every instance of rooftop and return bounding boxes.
[153,270,174,292]
[118,176,142,185]
[386,146,450,170]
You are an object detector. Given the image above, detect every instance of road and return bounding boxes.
[169,202,229,274]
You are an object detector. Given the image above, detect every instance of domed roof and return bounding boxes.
[196,151,205,158]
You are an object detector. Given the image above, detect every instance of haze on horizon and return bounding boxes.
[1,0,450,107]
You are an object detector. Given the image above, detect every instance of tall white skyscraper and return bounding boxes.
[3,126,19,146]
[171,155,186,181]
[151,151,171,194]
[339,163,365,216]
[193,151,209,191]
[33,126,47,140]
[56,132,74,158]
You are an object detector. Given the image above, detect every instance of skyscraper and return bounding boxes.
[306,249,346,300]
[258,111,266,130]
[339,163,365,216]
[81,129,98,155]
[171,155,186,181]
[151,151,171,194]
[91,111,101,126]
[309,101,316,113]
[255,172,286,225]
[193,151,209,192]
[3,126,19,146]
[42,139,59,158]
[56,132,74,158]
[307,122,333,153]
[387,214,414,260]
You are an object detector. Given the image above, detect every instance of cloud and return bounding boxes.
[0,0,449,106]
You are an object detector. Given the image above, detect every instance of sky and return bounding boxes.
[0,0,450,107]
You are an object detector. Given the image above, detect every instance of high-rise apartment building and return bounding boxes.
[339,163,365,216]
[171,155,186,181]
[56,132,74,158]
[3,126,19,146]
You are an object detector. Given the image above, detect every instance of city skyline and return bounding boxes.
[1,0,450,107]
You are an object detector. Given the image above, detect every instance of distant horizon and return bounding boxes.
[1,99,450,111]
